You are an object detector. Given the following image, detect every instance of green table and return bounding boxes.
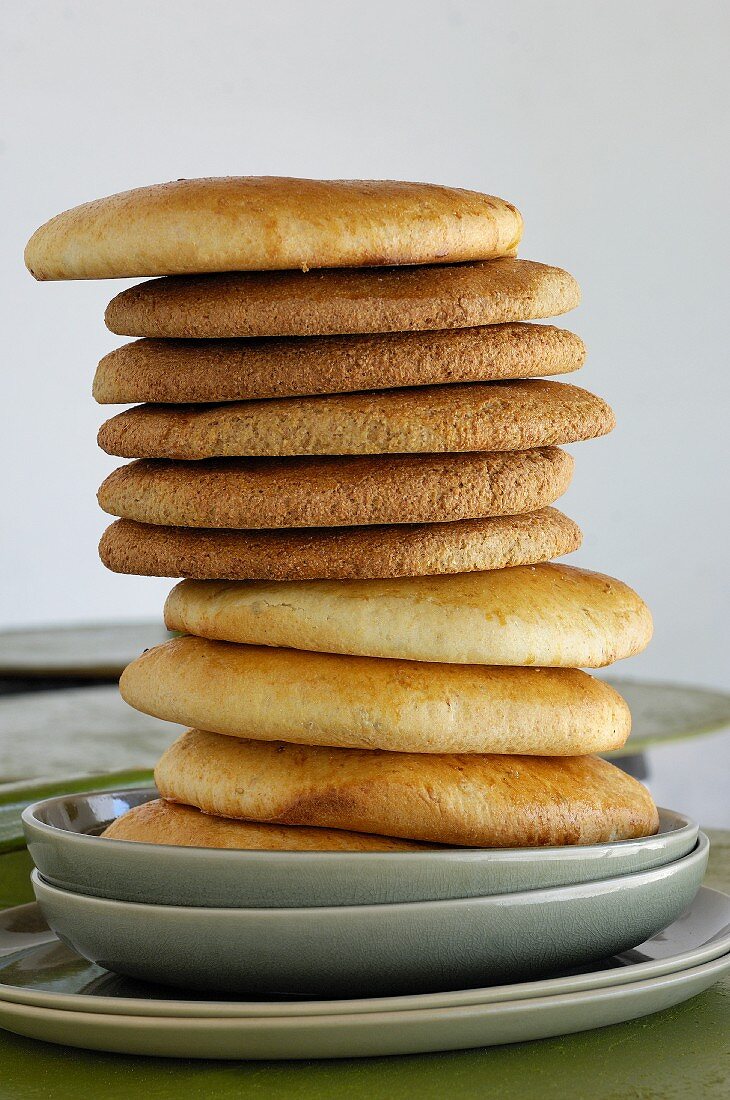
[0,835,728,1098]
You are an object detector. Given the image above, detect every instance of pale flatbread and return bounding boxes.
[120,635,631,755]
[103,799,435,850]
[164,562,652,668]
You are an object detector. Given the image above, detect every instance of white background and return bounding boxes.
[2,2,729,818]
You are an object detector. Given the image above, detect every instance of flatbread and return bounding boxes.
[164,562,652,668]
[97,447,573,529]
[104,259,580,339]
[120,635,631,755]
[155,729,659,847]
[99,509,582,581]
[102,798,435,850]
[92,324,587,405]
[25,177,522,280]
[97,380,614,460]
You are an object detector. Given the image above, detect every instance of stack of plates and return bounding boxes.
[0,787,724,1058]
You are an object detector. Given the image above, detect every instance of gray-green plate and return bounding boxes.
[31,837,709,997]
[0,886,728,1017]
[0,689,180,782]
[0,952,727,1059]
[603,678,730,756]
[0,621,171,678]
[23,788,699,907]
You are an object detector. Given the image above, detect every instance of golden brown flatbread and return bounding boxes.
[99,509,582,581]
[25,177,522,280]
[104,259,580,339]
[97,447,573,529]
[97,380,614,460]
[120,635,631,755]
[155,729,659,847]
[92,324,586,404]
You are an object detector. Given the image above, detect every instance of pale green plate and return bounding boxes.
[603,678,730,756]
[0,954,727,1059]
[0,622,170,679]
[0,886,728,1017]
[23,787,698,907]
[31,838,709,997]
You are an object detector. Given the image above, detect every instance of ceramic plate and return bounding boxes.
[602,678,730,756]
[0,886,727,1017]
[0,622,171,679]
[23,788,699,907]
[0,953,727,1059]
[31,837,708,997]
[0,690,181,782]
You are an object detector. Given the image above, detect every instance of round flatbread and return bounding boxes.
[155,729,659,846]
[25,177,522,281]
[164,562,651,668]
[120,635,631,756]
[99,509,582,581]
[97,380,614,460]
[103,799,434,851]
[104,259,580,339]
[92,324,587,405]
[97,447,573,529]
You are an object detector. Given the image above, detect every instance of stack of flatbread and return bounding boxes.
[25,177,657,850]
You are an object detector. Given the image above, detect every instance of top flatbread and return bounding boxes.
[104,259,581,339]
[92,324,587,405]
[24,177,522,280]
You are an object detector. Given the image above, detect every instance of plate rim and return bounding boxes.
[29,832,710,917]
[0,948,727,1029]
[22,787,698,865]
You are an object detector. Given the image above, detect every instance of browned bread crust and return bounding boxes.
[99,509,582,581]
[155,729,660,847]
[104,259,580,339]
[97,447,573,529]
[25,177,522,280]
[92,324,586,404]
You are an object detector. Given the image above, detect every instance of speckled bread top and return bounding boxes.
[97,447,573,529]
[97,380,614,460]
[155,729,659,847]
[120,635,631,756]
[104,259,581,339]
[92,324,586,405]
[24,177,522,280]
[103,799,436,851]
[99,509,582,581]
[164,562,652,668]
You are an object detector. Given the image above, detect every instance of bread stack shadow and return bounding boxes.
[25,177,657,852]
